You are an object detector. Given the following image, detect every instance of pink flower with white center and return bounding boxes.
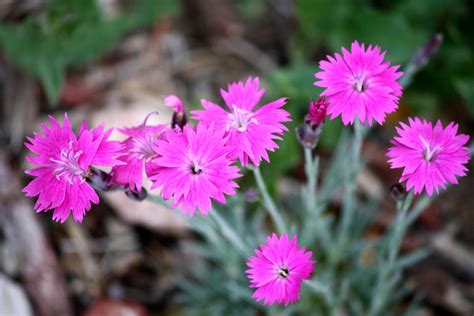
[191,77,291,166]
[387,117,470,196]
[314,41,403,126]
[23,114,124,223]
[148,123,241,216]
[246,234,316,306]
[110,113,168,192]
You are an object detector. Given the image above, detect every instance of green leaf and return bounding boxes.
[0,0,179,105]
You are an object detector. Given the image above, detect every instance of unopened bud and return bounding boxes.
[412,33,443,68]
[296,98,328,149]
[164,95,187,129]
[163,95,184,113]
[87,167,112,192]
[171,111,187,129]
[390,183,405,201]
[125,187,148,201]
[308,98,328,128]
[296,123,321,149]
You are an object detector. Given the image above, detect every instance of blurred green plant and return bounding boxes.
[0,0,178,104]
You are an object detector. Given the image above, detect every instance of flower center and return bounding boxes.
[190,159,203,175]
[352,73,368,93]
[419,136,441,162]
[278,267,289,279]
[50,142,86,184]
[227,104,258,132]
[131,132,157,161]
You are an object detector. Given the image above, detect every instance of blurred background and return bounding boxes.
[0,0,473,315]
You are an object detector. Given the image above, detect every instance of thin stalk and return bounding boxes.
[301,149,331,247]
[368,192,415,316]
[304,148,318,211]
[209,209,248,256]
[144,193,248,256]
[252,167,287,233]
[331,120,364,262]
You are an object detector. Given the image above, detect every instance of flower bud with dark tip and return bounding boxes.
[296,98,328,149]
[171,111,187,129]
[125,187,148,201]
[390,183,405,201]
[164,95,187,129]
[412,33,443,69]
[87,167,112,192]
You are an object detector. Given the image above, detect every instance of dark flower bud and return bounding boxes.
[296,98,328,149]
[125,187,148,201]
[164,95,187,129]
[296,124,320,149]
[87,167,112,192]
[171,111,187,129]
[390,183,405,201]
[412,33,443,68]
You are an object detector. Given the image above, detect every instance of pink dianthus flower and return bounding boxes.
[110,113,168,192]
[192,77,291,166]
[314,41,403,126]
[23,114,124,223]
[387,117,470,196]
[148,123,241,216]
[246,234,316,306]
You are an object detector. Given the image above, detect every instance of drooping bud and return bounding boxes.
[296,98,328,149]
[87,167,112,192]
[125,187,148,201]
[164,95,184,113]
[164,95,187,129]
[390,183,405,201]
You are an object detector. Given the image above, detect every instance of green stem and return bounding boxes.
[332,120,364,262]
[301,148,331,247]
[368,192,417,316]
[209,209,248,256]
[145,193,248,256]
[304,148,318,212]
[252,167,287,233]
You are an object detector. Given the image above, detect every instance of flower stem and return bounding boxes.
[332,120,364,262]
[301,148,330,247]
[252,167,287,233]
[368,191,423,316]
[144,193,248,256]
[304,148,318,211]
[209,209,248,256]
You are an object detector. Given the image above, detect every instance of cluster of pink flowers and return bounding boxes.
[23,40,471,308]
[314,40,470,196]
[23,76,290,222]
